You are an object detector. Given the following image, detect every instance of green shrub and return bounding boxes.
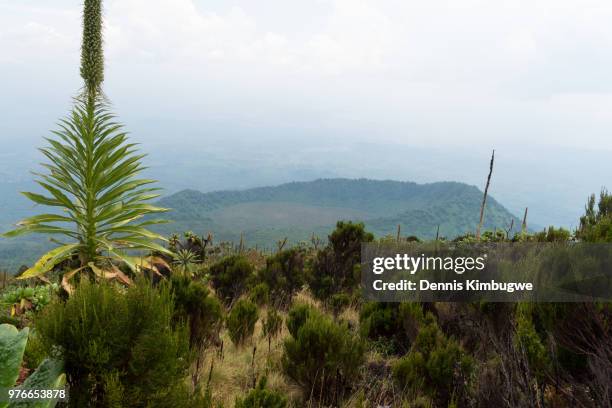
[308,221,373,299]
[262,307,283,353]
[360,302,428,355]
[23,329,48,370]
[514,304,550,380]
[0,284,59,317]
[227,299,259,347]
[234,376,287,408]
[329,293,350,317]
[577,189,612,242]
[170,276,223,351]
[392,317,473,406]
[249,283,270,306]
[286,303,316,338]
[209,256,254,305]
[35,279,194,407]
[282,310,364,405]
[258,249,305,304]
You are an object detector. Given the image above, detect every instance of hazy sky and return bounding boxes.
[1,0,611,227]
[2,0,612,149]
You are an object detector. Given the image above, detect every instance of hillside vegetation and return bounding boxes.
[154,178,521,249]
[3,191,611,407]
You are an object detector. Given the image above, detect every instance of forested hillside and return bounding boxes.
[154,178,521,248]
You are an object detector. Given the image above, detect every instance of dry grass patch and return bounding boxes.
[200,307,301,406]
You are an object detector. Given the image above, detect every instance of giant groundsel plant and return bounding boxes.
[3,0,170,288]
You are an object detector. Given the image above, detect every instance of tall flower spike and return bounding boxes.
[80,0,104,100]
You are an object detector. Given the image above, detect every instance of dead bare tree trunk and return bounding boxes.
[522,207,528,233]
[238,232,245,254]
[396,224,401,242]
[505,219,514,240]
[476,149,495,240]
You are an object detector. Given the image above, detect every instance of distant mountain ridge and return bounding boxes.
[0,178,522,271]
[154,178,521,246]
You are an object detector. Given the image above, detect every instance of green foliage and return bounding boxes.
[170,276,223,351]
[309,221,373,299]
[286,303,316,338]
[172,249,201,277]
[227,299,259,347]
[249,283,270,306]
[2,96,170,281]
[150,179,521,251]
[3,0,168,282]
[1,284,59,315]
[234,376,287,408]
[0,324,65,408]
[23,329,48,370]
[35,279,194,407]
[282,309,364,405]
[329,293,350,316]
[578,189,612,242]
[393,316,473,406]
[514,304,550,379]
[258,248,305,303]
[360,302,428,355]
[533,226,571,242]
[9,358,66,408]
[0,324,29,392]
[262,308,283,341]
[209,256,254,304]
[360,303,402,352]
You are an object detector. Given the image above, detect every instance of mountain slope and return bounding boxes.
[154,178,521,246]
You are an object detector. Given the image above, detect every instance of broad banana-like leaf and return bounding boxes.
[8,358,65,408]
[0,325,29,404]
[17,245,78,280]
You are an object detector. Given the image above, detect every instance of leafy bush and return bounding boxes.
[209,256,254,305]
[262,307,283,353]
[23,329,48,370]
[1,284,59,317]
[393,316,473,406]
[308,221,373,300]
[35,279,195,407]
[249,283,270,306]
[258,248,305,304]
[282,308,364,405]
[329,293,350,317]
[170,275,223,351]
[514,304,550,380]
[234,376,287,408]
[577,189,612,242]
[286,303,316,338]
[227,299,259,347]
[360,302,427,355]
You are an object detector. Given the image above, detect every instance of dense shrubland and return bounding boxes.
[2,197,610,407]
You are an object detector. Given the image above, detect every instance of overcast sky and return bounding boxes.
[2,0,612,150]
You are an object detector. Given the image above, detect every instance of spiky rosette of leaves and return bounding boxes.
[3,96,170,284]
